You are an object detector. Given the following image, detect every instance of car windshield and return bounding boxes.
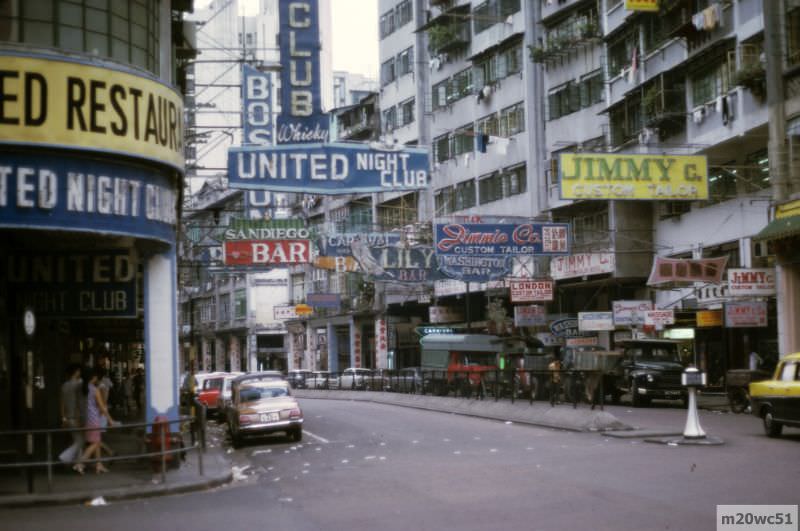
[240,387,289,402]
[204,378,223,390]
[632,346,681,363]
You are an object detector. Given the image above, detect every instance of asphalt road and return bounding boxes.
[4,398,799,531]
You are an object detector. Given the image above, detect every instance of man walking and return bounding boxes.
[59,364,84,465]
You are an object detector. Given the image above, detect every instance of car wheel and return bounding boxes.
[231,431,243,449]
[630,380,648,407]
[763,408,783,438]
[291,428,303,442]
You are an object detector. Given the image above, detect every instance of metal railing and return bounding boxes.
[0,400,207,495]
[293,369,609,411]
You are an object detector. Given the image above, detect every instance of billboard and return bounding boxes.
[228,143,429,194]
[435,222,570,256]
[559,154,708,201]
[277,0,329,143]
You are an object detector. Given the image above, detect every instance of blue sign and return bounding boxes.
[435,222,571,256]
[4,250,138,318]
[436,255,511,282]
[242,64,273,145]
[0,150,178,243]
[277,0,329,144]
[318,232,401,256]
[307,293,341,309]
[228,143,430,194]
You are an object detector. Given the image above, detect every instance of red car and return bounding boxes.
[197,374,227,415]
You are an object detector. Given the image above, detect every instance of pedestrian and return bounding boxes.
[59,364,84,465]
[95,368,116,458]
[133,368,144,414]
[75,367,115,474]
[749,350,762,371]
[548,352,562,407]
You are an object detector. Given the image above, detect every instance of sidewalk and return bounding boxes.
[0,428,232,509]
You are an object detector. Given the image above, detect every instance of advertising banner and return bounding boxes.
[578,312,615,331]
[644,309,675,327]
[727,268,776,297]
[223,239,310,266]
[509,279,554,302]
[228,143,429,194]
[550,253,615,280]
[647,256,728,286]
[612,300,654,326]
[435,222,570,256]
[4,250,137,318]
[559,154,708,201]
[514,305,546,327]
[0,51,184,169]
[0,151,177,244]
[436,255,510,283]
[307,293,341,310]
[724,301,768,328]
[274,305,299,320]
[242,64,274,145]
[277,0,329,143]
[625,0,659,11]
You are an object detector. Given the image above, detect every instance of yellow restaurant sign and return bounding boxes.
[775,199,800,220]
[625,0,659,12]
[0,52,184,170]
[559,153,708,201]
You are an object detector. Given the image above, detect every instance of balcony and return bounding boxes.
[427,22,471,56]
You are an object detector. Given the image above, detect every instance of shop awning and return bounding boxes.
[754,215,800,241]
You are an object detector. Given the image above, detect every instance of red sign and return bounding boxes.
[647,256,727,286]
[223,239,310,266]
[510,279,554,302]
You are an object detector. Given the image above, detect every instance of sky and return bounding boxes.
[194,0,379,80]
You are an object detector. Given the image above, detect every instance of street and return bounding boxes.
[4,398,799,531]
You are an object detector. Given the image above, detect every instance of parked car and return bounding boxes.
[307,371,331,389]
[197,374,227,416]
[613,339,687,407]
[221,371,286,422]
[287,369,312,389]
[395,367,424,393]
[227,380,303,448]
[180,371,225,407]
[367,368,391,391]
[750,352,800,437]
[339,368,372,390]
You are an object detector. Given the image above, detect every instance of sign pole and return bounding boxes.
[465,282,471,332]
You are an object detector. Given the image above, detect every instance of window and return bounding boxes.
[473,2,493,34]
[548,82,580,121]
[788,5,800,68]
[219,293,231,322]
[579,71,604,107]
[380,0,412,39]
[479,173,504,204]
[432,80,448,110]
[452,124,474,157]
[474,42,522,87]
[396,0,413,28]
[745,149,770,191]
[499,102,524,136]
[291,274,305,304]
[435,187,455,215]
[454,179,476,210]
[476,112,499,137]
[380,9,395,39]
[450,68,474,102]
[234,290,247,319]
[573,210,609,246]
[608,29,637,76]
[400,98,415,126]
[381,57,396,86]
[397,47,414,76]
[691,58,730,106]
[503,164,527,196]
[473,0,521,34]
[705,164,738,205]
[434,134,451,163]
[382,106,397,132]
[246,33,254,45]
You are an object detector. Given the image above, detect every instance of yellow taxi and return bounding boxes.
[749,353,800,437]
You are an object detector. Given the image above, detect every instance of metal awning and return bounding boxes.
[468,32,524,61]
[754,215,800,241]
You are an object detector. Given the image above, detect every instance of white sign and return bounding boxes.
[375,318,389,367]
[724,301,768,328]
[696,284,729,308]
[612,300,653,326]
[565,336,599,347]
[509,279,554,302]
[644,309,675,327]
[550,253,615,280]
[514,305,546,327]
[273,305,299,320]
[429,306,464,324]
[727,268,777,297]
[578,311,615,331]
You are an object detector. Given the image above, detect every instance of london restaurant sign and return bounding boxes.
[559,154,708,201]
[228,143,430,194]
[509,279,554,302]
[277,0,329,144]
[0,51,184,170]
[434,223,570,256]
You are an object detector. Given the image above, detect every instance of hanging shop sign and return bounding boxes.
[0,51,184,169]
[696,309,723,327]
[559,154,708,201]
[223,218,312,240]
[277,0,329,143]
[0,151,177,244]
[318,232,400,255]
[625,0,659,12]
[435,222,570,256]
[644,309,675,327]
[727,268,777,297]
[536,332,561,346]
[228,143,429,194]
[313,256,360,272]
[565,336,600,347]
[509,279,554,302]
[4,250,137,318]
[514,305,547,327]
[295,304,314,316]
[578,312,615,332]
[429,306,464,324]
[351,245,442,282]
[223,239,310,266]
[724,301,768,328]
[612,300,654,326]
[647,256,728,286]
[696,283,729,307]
[550,253,615,280]
[436,255,511,283]
[550,317,581,338]
[307,293,341,310]
[375,319,389,368]
[245,190,276,221]
[274,305,299,320]
[242,64,274,145]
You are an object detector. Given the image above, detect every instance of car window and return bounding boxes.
[779,362,797,382]
[240,387,289,402]
[204,378,223,390]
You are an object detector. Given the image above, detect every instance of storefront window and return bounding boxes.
[234,289,247,320]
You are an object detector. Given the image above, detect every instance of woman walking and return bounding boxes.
[74,368,115,474]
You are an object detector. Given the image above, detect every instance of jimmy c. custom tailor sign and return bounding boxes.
[559,154,708,200]
[0,51,184,169]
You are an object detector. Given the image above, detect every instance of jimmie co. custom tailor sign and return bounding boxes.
[435,223,570,256]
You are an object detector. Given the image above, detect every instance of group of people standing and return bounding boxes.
[59,364,144,474]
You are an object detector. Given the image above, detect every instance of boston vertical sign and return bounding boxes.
[277,0,329,144]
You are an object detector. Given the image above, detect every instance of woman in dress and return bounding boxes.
[74,368,115,474]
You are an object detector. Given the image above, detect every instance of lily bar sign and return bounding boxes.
[559,154,708,200]
[228,143,429,194]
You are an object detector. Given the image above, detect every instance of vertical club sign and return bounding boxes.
[278,0,329,143]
